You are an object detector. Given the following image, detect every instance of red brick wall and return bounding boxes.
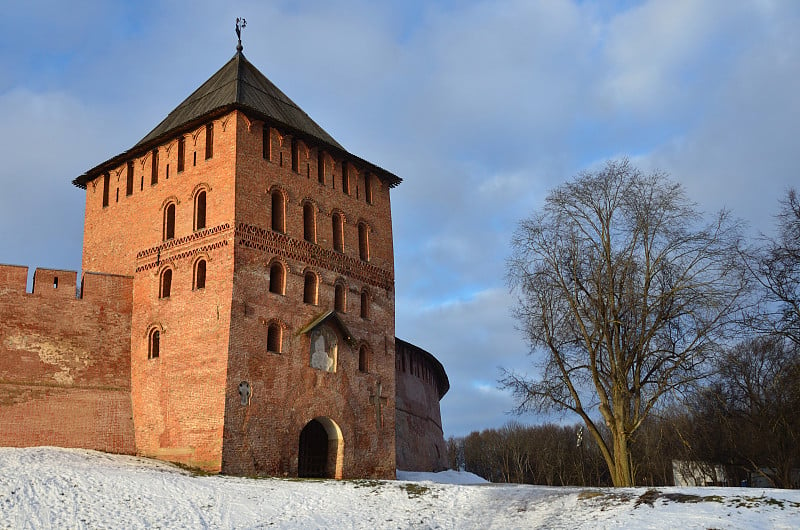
[220,113,397,478]
[127,113,238,471]
[0,266,135,454]
[395,340,449,471]
[0,264,27,295]
[82,114,234,277]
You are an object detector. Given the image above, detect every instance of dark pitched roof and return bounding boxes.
[135,51,343,150]
[73,51,401,189]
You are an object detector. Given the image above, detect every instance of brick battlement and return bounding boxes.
[0,264,132,304]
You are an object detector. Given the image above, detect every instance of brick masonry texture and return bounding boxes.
[0,267,135,454]
[395,340,449,471]
[0,58,448,478]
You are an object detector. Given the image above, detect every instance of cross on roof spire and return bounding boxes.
[235,17,247,52]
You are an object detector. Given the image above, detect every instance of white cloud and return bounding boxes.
[2,0,799,439]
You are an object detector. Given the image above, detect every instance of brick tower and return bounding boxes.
[73,44,400,478]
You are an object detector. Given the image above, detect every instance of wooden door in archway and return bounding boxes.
[298,419,328,478]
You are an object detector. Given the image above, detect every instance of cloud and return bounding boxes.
[2,0,799,440]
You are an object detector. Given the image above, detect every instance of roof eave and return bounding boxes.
[74,103,402,190]
[72,105,238,189]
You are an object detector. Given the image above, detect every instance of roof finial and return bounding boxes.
[235,17,247,52]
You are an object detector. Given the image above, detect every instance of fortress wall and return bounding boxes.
[32,268,77,299]
[0,264,28,294]
[394,339,449,472]
[0,267,135,454]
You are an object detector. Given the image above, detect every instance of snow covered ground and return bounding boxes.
[2,448,799,529]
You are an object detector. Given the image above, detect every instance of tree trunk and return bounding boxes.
[611,428,634,486]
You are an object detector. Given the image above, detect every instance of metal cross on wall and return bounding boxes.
[369,381,388,429]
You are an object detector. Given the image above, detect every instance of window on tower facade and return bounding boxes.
[332,212,344,253]
[271,190,285,233]
[291,138,299,172]
[205,123,214,159]
[334,283,346,313]
[358,222,369,261]
[303,272,318,305]
[341,161,350,194]
[148,328,160,359]
[364,173,373,204]
[360,289,370,319]
[193,259,206,290]
[269,262,285,295]
[151,149,159,185]
[263,125,271,160]
[126,161,134,196]
[303,202,316,243]
[317,151,325,184]
[159,268,172,299]
[164,202,176,241]
[177,136,185,172]
[102,173,110,207]
[194,190,207,231]
[267,323,282,353]
[359,345,370,373]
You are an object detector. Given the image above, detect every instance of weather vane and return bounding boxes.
[236,17,247,52]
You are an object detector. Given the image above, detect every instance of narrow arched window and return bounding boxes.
[358,222,369,261]
[359,345,370,373]
[291,138,299,172]
[151,149,159,185]
[332,212,344,253]
[102,173,110,207]
[303,202,316,243]
[341,161,350,194]
[303,272,317,305]
[360,289,370,319]
[269,262,285,295]
[335,283,346,313]
[177,136,186,172]
[271,190,285,233]
[205,123,214,159]
[364,173,373,204]
[126,161,134,196]
[194,259,206,290]
[163,203,176,241]
[149,329,160,359]
[159,269,172,298]
[267,323,282,353]
[317,150,325,184]
[194,191,207,231]
[263,125,271,160]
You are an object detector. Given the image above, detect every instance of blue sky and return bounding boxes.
[1,0,798,437]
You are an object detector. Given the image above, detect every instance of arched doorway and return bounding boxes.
[298,417,343,479]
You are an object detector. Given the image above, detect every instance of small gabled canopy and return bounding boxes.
[297,310,356,348]
[72,50,401,189]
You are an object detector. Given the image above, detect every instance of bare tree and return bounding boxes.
[502,159,748,486]
[689,336,800,488]
[754,189,800,345]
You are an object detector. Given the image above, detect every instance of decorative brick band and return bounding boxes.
[136,223,232,259]
[235,223,394,291]
[135,223,232,273]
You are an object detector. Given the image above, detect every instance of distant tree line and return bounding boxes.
[449,341,799,488]
[488,161,799,488]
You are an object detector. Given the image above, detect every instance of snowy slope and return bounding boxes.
[2,447,799,529]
